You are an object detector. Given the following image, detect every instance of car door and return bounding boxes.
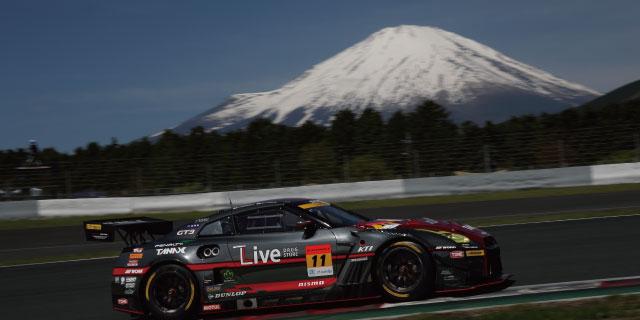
[227,205,339,295]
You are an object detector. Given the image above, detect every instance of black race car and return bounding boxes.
[84,198,512,319]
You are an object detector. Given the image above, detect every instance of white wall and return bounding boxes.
[2,162,639,219]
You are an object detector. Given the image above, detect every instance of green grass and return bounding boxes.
[463,208,640,228]
[399,294,640,320]
[1,183,640,231]
[0,249,120,267]
[0,211,207,231]
[339,183,640,210]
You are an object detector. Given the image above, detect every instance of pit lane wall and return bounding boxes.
[2,162,640,219]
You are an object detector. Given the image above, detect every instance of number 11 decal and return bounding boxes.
[305,244,334,277]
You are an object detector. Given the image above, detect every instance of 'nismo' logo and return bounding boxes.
[156,247,186,255]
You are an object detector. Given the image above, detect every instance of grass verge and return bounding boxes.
[0,211,206,231]
[398,294,640,320]
[462,208,640,228]
[0,250,120,267]
[340,183,640,210]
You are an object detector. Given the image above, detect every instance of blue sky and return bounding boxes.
[1,0,639,152]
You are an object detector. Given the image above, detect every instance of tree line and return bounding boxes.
[1,99,639,199]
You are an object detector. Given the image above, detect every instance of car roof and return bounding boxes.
[208,198,318,219]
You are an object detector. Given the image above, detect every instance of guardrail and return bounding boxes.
[1,161,639,219]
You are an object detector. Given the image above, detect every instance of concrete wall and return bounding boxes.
[2,162,639,219]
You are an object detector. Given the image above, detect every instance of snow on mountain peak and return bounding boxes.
[169,25,600,134]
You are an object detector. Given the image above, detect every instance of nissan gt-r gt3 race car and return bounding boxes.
[84,198,512,319]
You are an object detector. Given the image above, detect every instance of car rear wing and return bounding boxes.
[84,217,173,246]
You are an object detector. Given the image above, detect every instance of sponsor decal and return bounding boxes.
[119,277,125,285]
[125,283,136,289]
[154,242,184,248]
[125,277,137,283]
[233,245,282,265]
[423,218,438,224]
[435,246,457,250]
[357,246,374,253]
[114,277,120,283]
[222,269,235,282]
[196,217,210,223]
[86,223,102,230]
[466,249,485,257]
[349,257,369,262]
[177,229,196,236]
[370,222,400,230]
[185,224,200,228]
[156,247,186,255]
[127,260,139,267]
[211,291,246,299]
[462,224,476,230]
[450,251,465,259]
[129,253,143,260]
[203,304,221,311]
[124,289,135,295]
[206,285,222,293]
[298,279,326,288]
[282,247,299,258]
[305,244,334,277]
[132,247,144,253]
[125,268,145,274]
[117,298,128,305]
[90,233,109,240]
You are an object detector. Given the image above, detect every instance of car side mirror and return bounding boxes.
[297,220,318,239]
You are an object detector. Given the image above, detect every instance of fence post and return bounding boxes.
[65,171,71,198]
[635,133,640,163]
[343,156,350,182]
[558,140,566,167]
[205,163,212,192]
[136,168,142,195]
[274,159,281,187]
[483,145,492,173]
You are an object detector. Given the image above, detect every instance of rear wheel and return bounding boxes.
[144,264,198,320]
[375,241,433,301]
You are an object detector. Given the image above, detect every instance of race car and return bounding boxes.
[84,198,512,319]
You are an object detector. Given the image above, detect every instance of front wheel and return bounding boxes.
[375,241,434,301]
[144,264,198,320]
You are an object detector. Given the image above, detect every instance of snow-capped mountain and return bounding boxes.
[169,25,599,134]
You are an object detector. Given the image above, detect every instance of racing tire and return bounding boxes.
[375,241,434,302]
[143,264,199,320]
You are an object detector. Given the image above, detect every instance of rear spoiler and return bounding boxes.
[84,217,173,246]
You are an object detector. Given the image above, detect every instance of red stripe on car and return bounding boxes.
[187,253,375,271]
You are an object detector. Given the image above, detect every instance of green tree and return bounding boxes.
[354,108,384,155]
[299,141,336,184]
[346,155,393,181]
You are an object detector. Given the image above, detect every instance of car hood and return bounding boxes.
[356,218,491,244]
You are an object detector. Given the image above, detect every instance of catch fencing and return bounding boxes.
[1,161,639,218]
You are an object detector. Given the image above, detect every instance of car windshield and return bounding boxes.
[306,204,370,227]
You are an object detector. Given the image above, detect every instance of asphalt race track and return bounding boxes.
[4,189,640,262]
[2,191,640,319]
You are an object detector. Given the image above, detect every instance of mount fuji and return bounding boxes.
[167,25,599,134]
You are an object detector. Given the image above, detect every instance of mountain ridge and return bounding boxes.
[165,25,599,135]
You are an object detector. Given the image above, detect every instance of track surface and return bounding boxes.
[4,189,640,262]
[2,191,640,319]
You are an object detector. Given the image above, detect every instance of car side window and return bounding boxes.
[235,208,305,234]
[200,216,234,236]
